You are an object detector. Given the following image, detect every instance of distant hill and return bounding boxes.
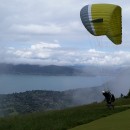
[0,63,124,76]
[0,63,93,76]
[0,86,105,117]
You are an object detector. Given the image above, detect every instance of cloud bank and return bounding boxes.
[1,42,130,66]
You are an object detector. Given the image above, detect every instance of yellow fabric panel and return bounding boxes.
[91,4,122,44]
[107,6,122,44]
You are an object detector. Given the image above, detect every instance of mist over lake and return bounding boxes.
[0,74,114,94]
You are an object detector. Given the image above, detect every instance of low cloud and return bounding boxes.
[1,42,130,66]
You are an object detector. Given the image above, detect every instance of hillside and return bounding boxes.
[0,98,130,130]
[70,109,130,130]
[0,87,104,117]
[0,83,129,117]
[0,63,122,76]
[0,64,90,76]
[0,90,72,116]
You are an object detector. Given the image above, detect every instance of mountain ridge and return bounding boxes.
[0,63,92,76]
[0,86,104,117]
[0,63,125,76]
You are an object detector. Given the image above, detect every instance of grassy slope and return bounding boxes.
[0,98,129,130]
[70,109,130,130]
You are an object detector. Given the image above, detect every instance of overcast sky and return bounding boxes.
[0,0,130,66]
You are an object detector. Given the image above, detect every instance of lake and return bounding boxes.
[0,74,114,94]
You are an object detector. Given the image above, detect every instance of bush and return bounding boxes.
[127,89,130,97]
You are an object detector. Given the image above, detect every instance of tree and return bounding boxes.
[127,89,130,97]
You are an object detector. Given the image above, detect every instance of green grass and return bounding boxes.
[69,109,130,130]
[0,98,130,130]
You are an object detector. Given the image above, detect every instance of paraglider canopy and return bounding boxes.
[80,4,122,45]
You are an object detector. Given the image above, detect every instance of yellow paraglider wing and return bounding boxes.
[80,4,122,45]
